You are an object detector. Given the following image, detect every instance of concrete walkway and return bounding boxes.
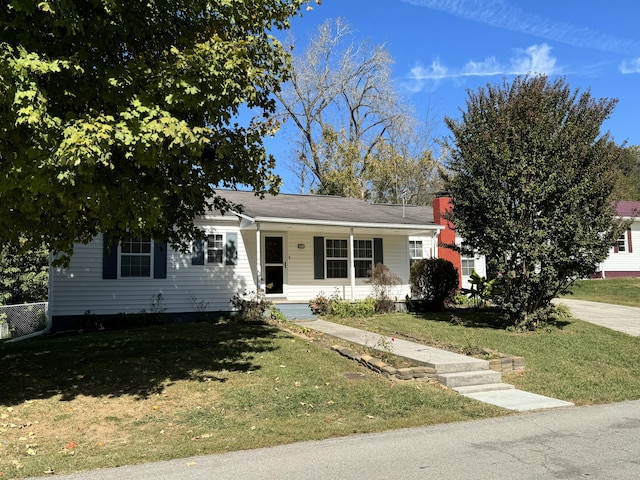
[554,298,640,336]
[292,318,574,412]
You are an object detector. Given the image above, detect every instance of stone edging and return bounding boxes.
[332,345,438,382]
[332,345,526,381]
[484,349,526,373]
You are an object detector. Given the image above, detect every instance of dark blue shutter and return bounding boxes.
[373,238,384,266]
[314,236,325,279]
[225,232,238,265]
[192,239,204,265]
[102,234,118,279]
[153,240,167,279]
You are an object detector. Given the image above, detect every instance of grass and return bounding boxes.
[332,309,640,406]
[3,283,640,478]
[0,321,504,479]
[564,277,640,307]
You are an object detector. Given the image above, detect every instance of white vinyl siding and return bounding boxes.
[599,222,640,275]
[50,226,443,318]
[50,222,253,317]
[285,232,413,302]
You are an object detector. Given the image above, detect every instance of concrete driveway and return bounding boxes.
[555,298,640,336]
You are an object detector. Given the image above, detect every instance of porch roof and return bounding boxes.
[212,190,441,233]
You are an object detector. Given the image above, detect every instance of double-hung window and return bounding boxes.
[353,239,373,278]
[207,234,224,264]
[326,239,348,278]
[409,240,423,267]
[616,233,627,252]
[121,237,152,277]
[461,257,475,276]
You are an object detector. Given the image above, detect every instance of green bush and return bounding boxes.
[330,297,376,318]
[367,263,401,313]
[409,258,459,312]
[230,289,272,323]
[309,292,332,316]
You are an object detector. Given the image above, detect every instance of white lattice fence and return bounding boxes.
[0,302,48,340]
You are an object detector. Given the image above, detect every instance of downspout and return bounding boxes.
[255,223,262,292]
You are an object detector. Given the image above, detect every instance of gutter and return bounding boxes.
[249,216,444,231]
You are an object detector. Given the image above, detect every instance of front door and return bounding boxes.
[264,236,285,295]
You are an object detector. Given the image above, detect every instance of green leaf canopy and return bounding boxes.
[0,0,304,258]
[443,75,624,327]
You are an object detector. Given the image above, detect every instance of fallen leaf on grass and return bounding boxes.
[65,441,78,450]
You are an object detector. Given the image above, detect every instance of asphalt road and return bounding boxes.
[27,400,640,480]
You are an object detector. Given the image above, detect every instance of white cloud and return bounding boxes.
[620,58,640,74]
[399,0,638,54]
[510,44,557,75]
[405,43,559,92]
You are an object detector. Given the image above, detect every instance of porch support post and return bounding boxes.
[432,231,439,258]
[349,228,355,300]
[255,223,262,292]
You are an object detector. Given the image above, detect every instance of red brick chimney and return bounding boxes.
[433,194,462,287]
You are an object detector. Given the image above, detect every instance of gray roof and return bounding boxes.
[214,190,437,227]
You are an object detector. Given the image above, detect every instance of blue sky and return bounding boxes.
[267,0,640,193]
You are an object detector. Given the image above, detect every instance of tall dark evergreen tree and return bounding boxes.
[442,75,625,328]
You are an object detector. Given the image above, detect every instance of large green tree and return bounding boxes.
[0,242,48,305]
[276,18,436,201]
[442,75,624,328]
[0,0,306,260]
[614,144,640,200]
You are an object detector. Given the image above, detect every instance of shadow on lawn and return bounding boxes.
[417,307,572,330]
[0,321,280,406]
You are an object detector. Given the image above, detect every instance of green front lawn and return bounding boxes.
[332,309,640,405]
[565,277,640,307]
[0,321,503,479]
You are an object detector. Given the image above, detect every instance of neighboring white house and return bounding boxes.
[49,190,456,331]
[594,201,640,278]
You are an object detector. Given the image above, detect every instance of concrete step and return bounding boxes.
[430,358,490,374]
[452,383,515,394]
[437,369,503,388]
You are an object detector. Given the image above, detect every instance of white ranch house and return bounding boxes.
[594,201,640,278]
[49,191,485,331]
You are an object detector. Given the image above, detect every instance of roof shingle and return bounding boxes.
[215,190,436,226]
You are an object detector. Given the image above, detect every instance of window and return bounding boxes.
[616,233,627,252]
[353,239,373,278]
[461,258,475,276]
[409,240,423,267]
[207,234,224,263]
[121,237,152,277]
[326,239,348,278]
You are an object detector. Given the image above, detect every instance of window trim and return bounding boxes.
[207,233,224,264]
[119,236,153,278]
[325,238,348,279]
[615,231,628,253]
[409,239,424,267]
[192,232,238,266]
[353,239,373,278]
[461,257,475,277]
